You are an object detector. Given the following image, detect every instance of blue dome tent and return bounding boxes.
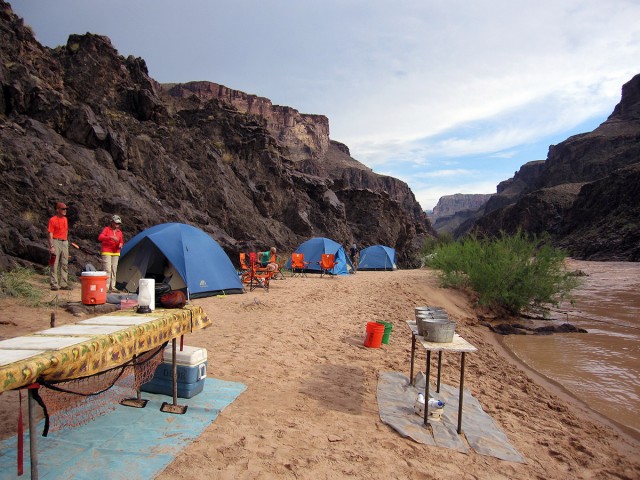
[116,223,243,298]
[358,245,397,271]
[286,237,354,275]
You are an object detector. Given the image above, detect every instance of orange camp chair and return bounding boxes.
[248,252,273,291]
[290,253,309,277]
[239,253,251,283]
[319,253,337,277]
[272,255,286,280]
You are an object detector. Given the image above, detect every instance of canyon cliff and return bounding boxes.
[427,194,493,234]
[0,2,433,272]
[459,74,640,261]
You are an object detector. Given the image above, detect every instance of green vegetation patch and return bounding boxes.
[424,231,580,315]
[0,266,43,307]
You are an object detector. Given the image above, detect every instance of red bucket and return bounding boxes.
[364,321,385,348]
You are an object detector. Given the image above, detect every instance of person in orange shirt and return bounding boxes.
[47,202,70,291]
[98,215,124,292]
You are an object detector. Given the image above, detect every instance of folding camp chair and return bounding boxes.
[290,253,309,277]
[319,253,337,277]
[248,252,273,291]
[272,256,286,280]
[239,253,251,284]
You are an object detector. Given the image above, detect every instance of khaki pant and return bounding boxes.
[50,239,69,288]
[101,254,120,291]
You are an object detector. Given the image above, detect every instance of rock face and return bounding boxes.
[0,2,433,271]
[162,81,330,162]
[460,74,640,261]
[430,193,493,219]
[428,193,493,234]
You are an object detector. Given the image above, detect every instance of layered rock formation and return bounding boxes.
[465,74,640,261]
[0,2,433,271]
[430,193,493,219]
[162,81,330,162]
[428,193,493,234]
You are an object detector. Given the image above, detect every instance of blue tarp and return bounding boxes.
[0,378,246,480]
[116,223,243,298]
[358,245,397,271]
[285,237,354,275]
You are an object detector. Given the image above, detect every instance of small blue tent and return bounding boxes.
[286,237,354,275]
[358,245,397,271]
[116,223,243,298]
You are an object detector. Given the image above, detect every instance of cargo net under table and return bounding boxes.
[34,343,167,436]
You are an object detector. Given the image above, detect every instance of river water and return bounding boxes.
[501,260,640,438]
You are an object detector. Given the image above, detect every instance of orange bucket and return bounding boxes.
[80,271,108,305]
[364,321,385,348]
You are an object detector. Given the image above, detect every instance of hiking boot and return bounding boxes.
[50,285,59,291]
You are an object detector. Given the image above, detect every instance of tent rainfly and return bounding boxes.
[358,245,397,271]
[116,223,243,298]
[285,237,354,275]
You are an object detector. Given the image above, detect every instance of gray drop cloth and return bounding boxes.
[377,371,525,463]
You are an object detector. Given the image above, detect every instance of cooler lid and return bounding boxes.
[162,344,207,365]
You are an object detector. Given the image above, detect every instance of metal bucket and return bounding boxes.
[421,319,456,343]
[415,306,446,316]
[416,316,449,336]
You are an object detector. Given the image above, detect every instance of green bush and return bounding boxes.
[0,266,43,306]
[425,231,580,315]
[421,232,454,257]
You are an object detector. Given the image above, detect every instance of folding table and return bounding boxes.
[406,321,477,434]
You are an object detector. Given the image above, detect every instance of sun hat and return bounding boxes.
[56,202,67,209]
[111,214,122,224]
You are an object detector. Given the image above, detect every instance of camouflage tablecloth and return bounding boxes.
[0,305,210,393]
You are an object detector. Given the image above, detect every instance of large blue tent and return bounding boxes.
[286,237,354,275]
[358,245,397,271]
[116,223,243,298]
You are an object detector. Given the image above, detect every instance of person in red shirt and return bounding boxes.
[98,215,124,292]
[47,202,70,290]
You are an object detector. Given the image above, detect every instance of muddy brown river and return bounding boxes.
[502,260,640,437]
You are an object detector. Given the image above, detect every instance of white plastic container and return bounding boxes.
[413,393,445,419]
[138,278,155,311]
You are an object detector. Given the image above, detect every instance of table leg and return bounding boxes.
[436,351,442,393]
[424,351,431,426]
[160,338,188,414]
[409,333,416,385]
[28,387,39,480]
[457,352,466,434]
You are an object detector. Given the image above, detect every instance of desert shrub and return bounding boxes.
[425,231,579,315]
[0,266,43,306]
[421,232,454,257]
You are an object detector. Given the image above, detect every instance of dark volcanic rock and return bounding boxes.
[0,2,433,270]
[534,323,588,334]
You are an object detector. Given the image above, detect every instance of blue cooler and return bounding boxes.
[141,345,207,398]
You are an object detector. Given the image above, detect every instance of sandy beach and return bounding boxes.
[1,268,639,479]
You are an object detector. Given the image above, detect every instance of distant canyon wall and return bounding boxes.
[161,81,330,162]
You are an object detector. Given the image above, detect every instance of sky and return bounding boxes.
[11,1,640,210]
